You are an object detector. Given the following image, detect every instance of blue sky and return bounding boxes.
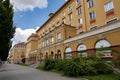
[10,0,66,45]
[13,0,65,29]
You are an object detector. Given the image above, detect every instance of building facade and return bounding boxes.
[9,42,26,63]
[26,33,38,64]
[30,0,120,61]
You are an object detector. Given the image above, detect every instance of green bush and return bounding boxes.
[93,62,113,74]
[41,57,113,77]
[44,58,55,71]
[54,59,65,71]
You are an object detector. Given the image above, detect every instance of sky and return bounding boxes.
[10,0,66,46]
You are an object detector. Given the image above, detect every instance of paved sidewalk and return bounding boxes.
[0,63,87,80]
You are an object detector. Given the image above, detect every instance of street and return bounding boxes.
[0,63,83,80]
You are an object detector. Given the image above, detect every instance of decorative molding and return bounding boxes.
[64,21,120,43]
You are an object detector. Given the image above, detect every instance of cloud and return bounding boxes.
[12,27,39,46]
[10,0,48,11]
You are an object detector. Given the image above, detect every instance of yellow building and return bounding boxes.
[31,0,120,60]
[26,33,38,64]
[9,42,26,63]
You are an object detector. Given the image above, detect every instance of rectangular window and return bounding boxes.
[68,14,72,21]
[51,36,54,44]
[76,0,81,6]
[104,1,114,12]
[89,11,95,20]
[68,6,72,12]
[46,39,48,46]
[78,18,82,25]
[106,18,118,25]
[88,0,94,8]
[62,18,66,23]
[57,33,61,41]
[90,26,98,31]
[42,41,44,47]
[62,12,65,17]
[77,8,82,15]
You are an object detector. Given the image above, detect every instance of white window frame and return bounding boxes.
[68,6,72,12]
[76,0,81,6]
[51,36,54,44]
[68,14,72,21]
[62,12,65,17]
[78,18,82,25]
[89,11,95,20]
[57,33,61,41]
[42,41,44,47]
[88,0,94,8]
[104,1,114,12]
[77,7,82,15]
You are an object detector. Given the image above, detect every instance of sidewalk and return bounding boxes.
[0,64,6,71]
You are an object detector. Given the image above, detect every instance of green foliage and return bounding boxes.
[44,58,55,71]
[83,74,120,80]
[54,59,65,71]
[93,62,113,74]
[18,63,28,66]
[0,0,15,61]
[41,57,113,77]
[36,66,44,70]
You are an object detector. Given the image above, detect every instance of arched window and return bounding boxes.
[65,47,72,59]
[95,39,112,58]
[50,51,54,59]
[77,44,87,57]
[95,39,111,48]
[57,50,61,59]
[46,52,48,59]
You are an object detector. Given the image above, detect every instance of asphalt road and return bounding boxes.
[0,63,85,80]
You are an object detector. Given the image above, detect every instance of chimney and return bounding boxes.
[49,13,54,17]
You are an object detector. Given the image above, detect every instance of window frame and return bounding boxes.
[77,7,82,15]
[57,32,61,41]
[88,0,94,8]
[104,1,114,12]
[89,11,95,20]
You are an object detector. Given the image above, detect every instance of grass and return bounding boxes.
[82,74,120,80]
[49,69,64,75]
[36,66,44,70]
[36,66,64,75]
[18,63,28,66]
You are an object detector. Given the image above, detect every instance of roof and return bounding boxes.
[36,0,71,32]
[14,42,26,48]
[27,33,38,41]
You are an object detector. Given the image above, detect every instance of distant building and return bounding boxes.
[9,42,26,63]
[26,33,38,64]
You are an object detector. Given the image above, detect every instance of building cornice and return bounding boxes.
[64,21,120,43]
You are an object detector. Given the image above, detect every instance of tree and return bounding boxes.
[0,0,15,61]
